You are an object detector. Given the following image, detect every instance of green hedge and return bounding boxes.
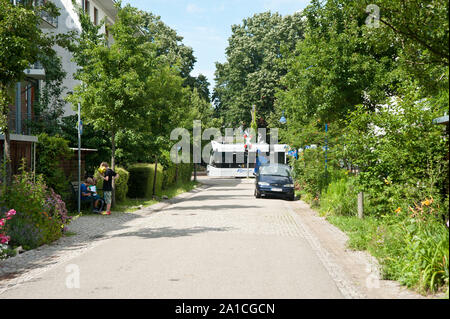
[179,163,193,183]
[127,163,164,198]
[95,167,130,203]
[161,163,193,190]
[162,165,176,190]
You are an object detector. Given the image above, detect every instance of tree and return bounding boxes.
[0,0,62,185]
[349,0,449,97]
[272,0,400,146]
[69,3,196,201]
[213,11,304,128]
[69,3,159,169]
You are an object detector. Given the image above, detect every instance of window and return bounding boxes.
[94,7,98,25]
[84,0,90,15]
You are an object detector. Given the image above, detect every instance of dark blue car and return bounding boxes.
[254,164,295,201]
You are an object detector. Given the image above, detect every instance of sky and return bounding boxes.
[124,0,311,88]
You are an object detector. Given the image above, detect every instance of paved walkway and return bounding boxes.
[0,177,423,299]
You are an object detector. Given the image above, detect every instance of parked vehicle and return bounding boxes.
[254,163,295,201]
[207,141,289,178]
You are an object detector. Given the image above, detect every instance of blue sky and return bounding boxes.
[124,0,310,88]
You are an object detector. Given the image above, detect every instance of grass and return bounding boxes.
[115,181,199,213]
[327,215,379,251]
[327,214,449,295]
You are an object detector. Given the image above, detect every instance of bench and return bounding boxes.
[69,181,97,211]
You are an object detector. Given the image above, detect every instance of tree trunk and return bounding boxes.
[3,126,12,187]
[152,156,158,199]
[111,131,116,208]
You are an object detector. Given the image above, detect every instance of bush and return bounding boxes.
[36,133,72,196]
[95,167,130,203]
[128,163,163,198]
[1,168,70,250]
[369,215,449,293]
[329,200,449,294]
[162,164,177,190]
[320,174,358,217]
[292,148,330,200]
[179,163,193,183]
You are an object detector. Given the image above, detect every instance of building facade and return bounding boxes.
[51,0,117,116]
[1,0,117,176]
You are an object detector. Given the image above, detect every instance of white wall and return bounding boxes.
[47,0,116,117]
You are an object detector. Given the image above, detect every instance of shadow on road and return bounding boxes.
[110,226,235,240]
[164,205,260,211]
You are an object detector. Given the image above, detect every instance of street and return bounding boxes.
[0,177,421,299]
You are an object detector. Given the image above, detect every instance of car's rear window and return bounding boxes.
[259,165,291,177]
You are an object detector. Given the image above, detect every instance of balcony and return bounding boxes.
[24,61,46,80]
[10,0,58,28]
[35,0,58,28]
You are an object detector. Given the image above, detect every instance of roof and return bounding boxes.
[211,141,288,153]
[433,115,449,125]
[0,134,39,143]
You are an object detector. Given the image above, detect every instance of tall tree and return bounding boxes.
[213,11,304,128]
[272,0,400,146]
[0,0,61,185]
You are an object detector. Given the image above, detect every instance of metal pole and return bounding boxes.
[78,102,81,215]
[358,192,364,219]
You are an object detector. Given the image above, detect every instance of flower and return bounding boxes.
[0,235,10,244]
[395,207,402,214]
[421,198,433,207]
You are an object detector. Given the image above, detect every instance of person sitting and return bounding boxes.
[80,178,103,213]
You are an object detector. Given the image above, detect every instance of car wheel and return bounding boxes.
[255,189,261,198]
[287,194,295,201]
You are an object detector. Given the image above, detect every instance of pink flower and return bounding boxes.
[6,209,16,217]
[0,234,10,244]
[0,219,5,227]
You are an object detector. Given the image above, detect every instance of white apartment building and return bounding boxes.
[23,1,117,117]
[51,0,118,116]
[1,0,117,175]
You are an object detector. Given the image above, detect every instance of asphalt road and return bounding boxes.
[1,177,349,299]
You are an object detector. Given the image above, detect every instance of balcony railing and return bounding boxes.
[10,0,58,28]
[24,61,45,79]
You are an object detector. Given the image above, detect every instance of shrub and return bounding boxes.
[162,165,177,190]
[320,175,358,217]
[292,148,330,200]
[36,133,72,196]
[128,164,163,198]
[1,168,70,250]
[179,163,193,183]
[95,167,130,202]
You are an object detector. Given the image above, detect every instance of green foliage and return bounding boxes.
[320,174,358,217]
[36,133,72,196]
[162,165,177,190]
[328,201,449,294]
[95,167,129,203]
[341,91,449,217]
[292,148,329,200]
[127,164,164,198]
[214,11,304,127]
[0,0,63,184]
[59,115,111,174]
[178,164,193,184]
[1,167,69,250]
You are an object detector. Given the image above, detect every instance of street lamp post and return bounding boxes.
[77,102,81,215]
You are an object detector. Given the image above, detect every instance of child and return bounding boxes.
[81,178,102,213]
[98,162,119,216]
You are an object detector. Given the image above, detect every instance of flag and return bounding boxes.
[255,150,269,174]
